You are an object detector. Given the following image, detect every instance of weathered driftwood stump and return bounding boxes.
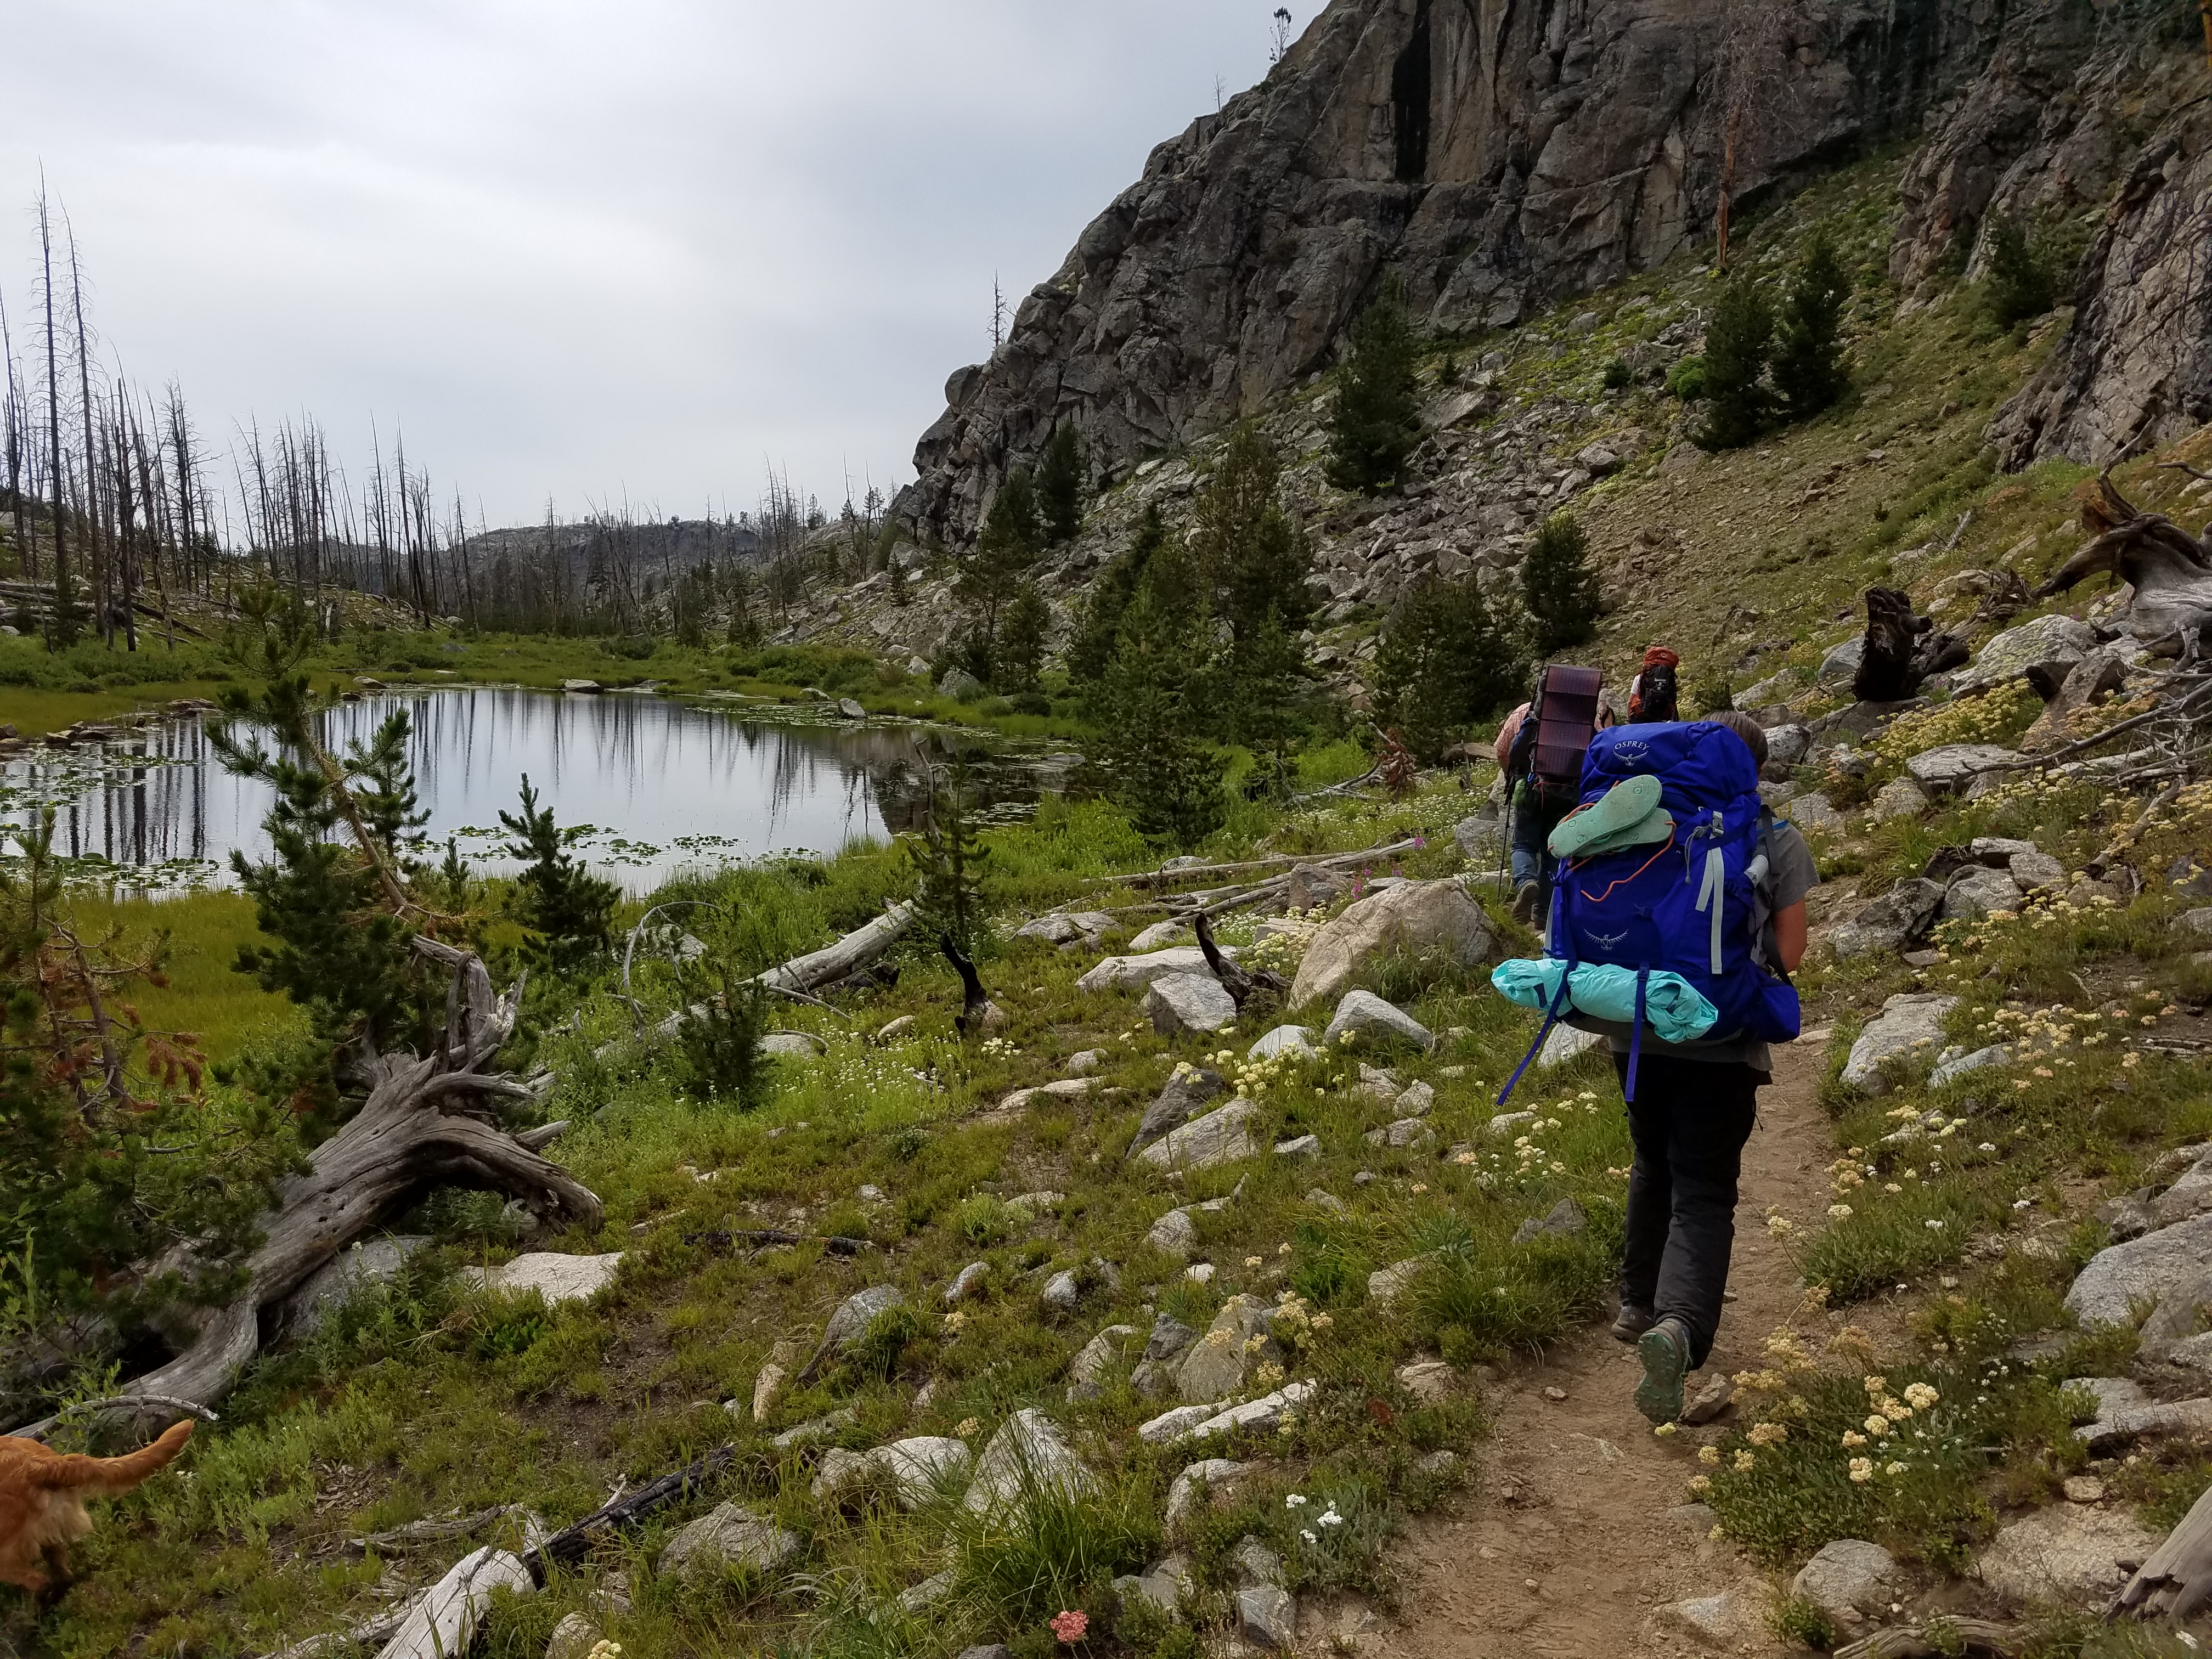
[1855,586,1967,702]
[2112,1478,2212,1621]
[38,939,601,1427]
[2036,470,2212,660]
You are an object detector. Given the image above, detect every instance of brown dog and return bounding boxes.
[0,1420,194,1606]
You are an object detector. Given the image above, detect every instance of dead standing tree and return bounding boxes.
[1701,0,1806,272]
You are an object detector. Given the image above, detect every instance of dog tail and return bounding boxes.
[39,1419,195,1493]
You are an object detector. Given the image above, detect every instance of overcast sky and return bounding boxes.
[1,2,1302,530]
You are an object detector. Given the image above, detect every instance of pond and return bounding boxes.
[0,687,1068,894]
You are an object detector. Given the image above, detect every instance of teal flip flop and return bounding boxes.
[1548,773,1665,859]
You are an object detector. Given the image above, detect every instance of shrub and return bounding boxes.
[1370,573,1529,764]
[1519,512,1602,654]
[1983,212,2056,329]
[1601,356,1633,390]
[1325,272,1422,495]
[1694,276,1775,450]
[1664,356,1707,400]
[1772,235,1850,421]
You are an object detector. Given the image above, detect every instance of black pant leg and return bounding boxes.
[1647,1058,1760,1368]
[1616,1054,1673,1313]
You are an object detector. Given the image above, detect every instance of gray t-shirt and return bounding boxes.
[1598,819,1818,1077]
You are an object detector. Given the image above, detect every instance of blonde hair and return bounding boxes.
[1705,709,1769,769]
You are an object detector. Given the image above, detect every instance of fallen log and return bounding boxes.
[634,901,917,1043]
[1833,1618,2024,1658]
[22,939,602,1430]
[1118,839,1421,890]
[681,1229,874,1256]
[520,1444,739,1583]
[2112,1476,2212,1621]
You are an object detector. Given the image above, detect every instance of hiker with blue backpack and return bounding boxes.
[1490,709,1814,1424]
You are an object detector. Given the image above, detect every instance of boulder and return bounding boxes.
[1817,637,1865,689]
[1078,947,1234,996]
[1840,994,1959,1093]
[962,1409,1097,1515]
[2067,1214,2212,1328]
[2010,849,2067,891]
[811,1446,873,1502]
[1905,744,2018,795]
[872,1437,975,1508]
[560,679,603,694]
[1176,1295,1283,1402]
[372,1548,534,1658]
[1943,866,2023,922]
[1165,1459,1250,1532]
[1453,814,1503,861]
[1135,1101,1262,1173]
[1930,1045,2011,1088]
[1830,879,1946,960]
[658,1503,803,1577]
[545,1611,602,1659]
[1785,792,1846,835]
[1652,1582,1773,1646]
[1870,777,1929,821]
[1321,990,1437,1053]
[1953,613,2099,695]
[1127,920,1191,952]
[758,1033,820,1058]
[1790,1539,1898,1632]
[1041,1271,1082,1313]
[836,697,867,720]
[1144,973,1239,1036]
[938,669,986,702]
[1248,1025,1316,1062]
[1976,1504,2160,1606]
[1238,1585,1298,1650]
[1488,1111,1537,1139]
[1132,1313,1200,1398]
[1288,879,1497,1008]
[2155,1151,2212,1227]
[1286,864,1349,912]
[2024,648,2130,751]
[1065,1048,1105,1076]
[283,1235,428,1335]
[1765,724,1815,770]
[821,1286,906,1355]
[1116,1555,1194,1617]
[462,1252,624,1307]
[1130,1066,1226,1153]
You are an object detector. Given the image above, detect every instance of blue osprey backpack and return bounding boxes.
[1498,721,1800,1102]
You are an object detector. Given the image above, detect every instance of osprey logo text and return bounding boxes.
[1612,740,1652,766]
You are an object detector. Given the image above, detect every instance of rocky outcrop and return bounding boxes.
[900,0,2006,544]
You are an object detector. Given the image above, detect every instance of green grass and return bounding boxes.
[69,889,304,1063]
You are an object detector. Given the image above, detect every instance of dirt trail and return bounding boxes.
[1372,1030,1839,1657]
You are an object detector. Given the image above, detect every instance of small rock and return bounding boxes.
[1041,1271,1083,1313]
[1652,1583,1771,1646]
[944,1262,990,1305]
[1510,1197,1588,1245]
[462,1251,624,1307]
[1681,1374,1735,1425]
[750,1362,788,1422]
[1274,1133,1322,1159]
[1186,1262,1217,1284]
[1542,1386,1568,1402]
[811,1445,873,1501]
[1068,1324,1139,1401]
[1538,1024,1605,1069]
[1305,1188,1347,1216]
[1871,777,1928,821]
[1944,865,2023,923]
[1395,1080,1437,1116]
[545,1611,602,1659]
[1065,1048,1106,1076]
[1487,1110,1537,1138]
[1146,1206,1199,1261]
[1905,743,2019,795]
[1176,1295,1284,1403]
[1367,1256,1432,1307]
[2064,1476,2108,1504]
[1930,1044,2011,1088]
[1129,1067,1226,1154]
[836,697,866,720]
[2011,849,2066,891]
[1127,920,1190,952]
[962,1409,1097,1516]
[876,1014,917,1043]
[1165,1459,1249,1532]
[1116,1555,1194,1617]
[1364,1117,1436,1150]
[1397,1361,1454,1404]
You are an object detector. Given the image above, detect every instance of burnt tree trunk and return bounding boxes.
[26,939,601,1430]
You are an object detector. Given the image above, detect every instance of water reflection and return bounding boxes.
[0,688,1053,893]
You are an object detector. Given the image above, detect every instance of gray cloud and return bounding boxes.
[1,2,1299,527]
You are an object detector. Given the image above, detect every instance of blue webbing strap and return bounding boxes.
[1498,974,1574,1108]
[1625,967,1650,1103]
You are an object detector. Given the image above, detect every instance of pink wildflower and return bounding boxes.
[1049,1610,1090,1644]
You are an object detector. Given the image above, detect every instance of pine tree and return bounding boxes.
[1096,573,1224,848]
[1771,236,1850,421]
[1067,504,1164,695]
[954,468,1042,682]
[886,553,910,607]
[1036,422,1086,545]
[1325,272,1423,495]
[498,775,619,974]
[996,582,1051,691]
[1226,608,1305,798]
[1193,421,1314,644]
[1694,274,1776,452]
[726,565,763,648]
[1520,511,1602,654]
[1372,574,1529,763]
[905,755,992,957]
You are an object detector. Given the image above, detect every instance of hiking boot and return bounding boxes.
[1609,1303,1655,1345]
[1634,1318,1692,1425]
[1511,881,1542,927]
